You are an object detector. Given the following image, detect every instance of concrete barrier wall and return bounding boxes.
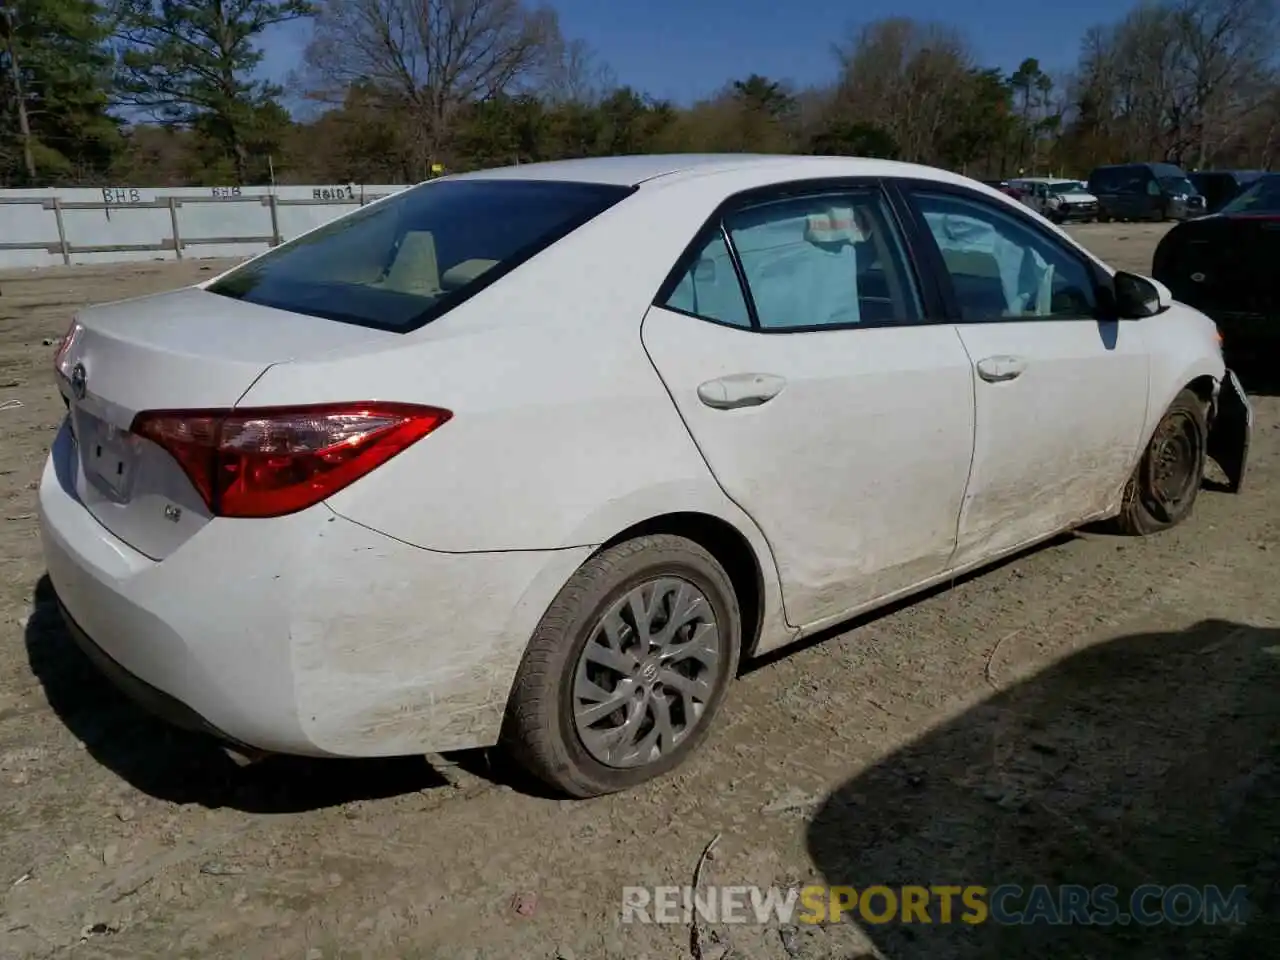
[0,183,412,270]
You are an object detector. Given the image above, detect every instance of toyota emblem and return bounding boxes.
[70,362,87,400]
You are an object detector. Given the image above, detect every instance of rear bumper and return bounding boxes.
[58,601,258,752]
[38,421,590,757]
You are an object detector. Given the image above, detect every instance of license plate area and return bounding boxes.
[76,408,140,501]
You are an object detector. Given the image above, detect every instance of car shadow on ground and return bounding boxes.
[806,618,1280,958]
[23,574,451,812]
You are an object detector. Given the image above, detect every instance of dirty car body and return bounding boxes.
[39,154,1251,794]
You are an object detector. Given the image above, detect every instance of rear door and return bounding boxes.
[895,181,1151,567]
[642,181,976,629]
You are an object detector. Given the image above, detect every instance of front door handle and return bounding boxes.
[697,373,787,409]
[975,355,1027,383]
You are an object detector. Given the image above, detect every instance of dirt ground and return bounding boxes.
[2,223,1279,960]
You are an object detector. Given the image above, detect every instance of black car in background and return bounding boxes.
[1188,169,1268,214]
[1153,173,1280,356]
[1087,162,1207,221]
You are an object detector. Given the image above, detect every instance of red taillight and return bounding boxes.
[131,402,451,518]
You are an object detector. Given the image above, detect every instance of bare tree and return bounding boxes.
[540,36,615,106]
[1069,0,1279,166]
[0,4,36,180]
[304,0,562,175]
[831,18,975,165]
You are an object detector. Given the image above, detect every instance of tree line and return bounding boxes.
[2,0,1277,189]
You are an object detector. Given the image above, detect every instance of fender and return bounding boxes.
[563,479,794,654]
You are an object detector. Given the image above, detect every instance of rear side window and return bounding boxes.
[662,230,752,328]
[208,179,633,332]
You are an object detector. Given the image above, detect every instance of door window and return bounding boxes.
[661,229,753,328]
[723,191,920,329]
[912,191,1099,322]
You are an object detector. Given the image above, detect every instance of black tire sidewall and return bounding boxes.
[511,536,741,796]
[1129,390,1208,531]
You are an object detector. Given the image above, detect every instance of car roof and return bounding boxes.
[1193,169,1268,180]
[439,153,966,188]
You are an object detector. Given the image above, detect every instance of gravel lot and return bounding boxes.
[2,223,1278,959]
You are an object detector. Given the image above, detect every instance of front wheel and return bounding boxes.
[1110,388,1208,535]
[501,534,741,797]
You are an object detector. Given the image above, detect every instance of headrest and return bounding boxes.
[805,206,867,245]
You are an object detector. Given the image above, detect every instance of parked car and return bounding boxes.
[1008,177,1099,223]
[1188,169,1269,214]
[1153,172,1280,356]
[980,179,1024,200]
[41,154,1250,798]
[1088,162,1207,221]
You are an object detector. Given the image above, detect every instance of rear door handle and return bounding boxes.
[975,355,1027,383]
[697,373,787,409]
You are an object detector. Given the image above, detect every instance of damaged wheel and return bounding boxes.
[1111,388,1207,535]
[501,534,740,798]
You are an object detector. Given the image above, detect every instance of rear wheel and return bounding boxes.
[501,534,741,797]
[1110,388,1208,535]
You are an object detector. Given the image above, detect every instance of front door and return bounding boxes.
[900,184,1152,568]
[642,183,976,629]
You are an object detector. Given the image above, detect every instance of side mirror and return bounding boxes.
[1114,271,1172,318]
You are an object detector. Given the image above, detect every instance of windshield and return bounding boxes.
[1219,174,1280,215]
[1049,181,1087,195]
[1158,176,1197,196]
[208,178,634,332]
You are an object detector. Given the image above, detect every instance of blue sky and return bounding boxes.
[261,0,1127,108]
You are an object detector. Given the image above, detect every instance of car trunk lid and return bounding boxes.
[57,286,395,560]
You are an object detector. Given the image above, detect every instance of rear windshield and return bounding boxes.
[208,179,634,332]
[1220,175,1280,215]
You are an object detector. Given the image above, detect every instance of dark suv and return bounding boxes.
[1087,162,1207,222]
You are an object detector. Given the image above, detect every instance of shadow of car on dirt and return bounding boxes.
[23,574,453,812]
[806,618,1280,958]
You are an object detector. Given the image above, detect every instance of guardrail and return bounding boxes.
[0,184,410,269]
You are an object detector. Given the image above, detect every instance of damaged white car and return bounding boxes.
[39,154,1250,798]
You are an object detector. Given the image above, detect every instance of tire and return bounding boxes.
[1110,388,1208,536]
[500,534,742,798]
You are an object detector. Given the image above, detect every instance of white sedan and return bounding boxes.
[39,154,1251,798]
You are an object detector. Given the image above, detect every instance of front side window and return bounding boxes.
[912,191,1099,322]
[208,179,633,332]
[722,191,920,329]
